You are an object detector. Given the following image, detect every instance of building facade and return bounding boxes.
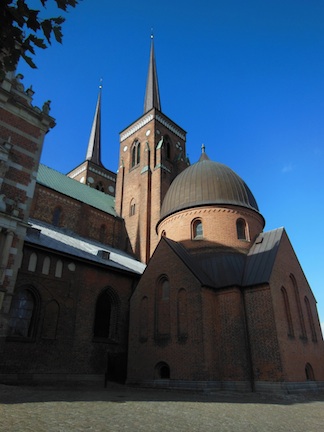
[0,40,323,392]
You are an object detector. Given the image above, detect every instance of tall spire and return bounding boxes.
[86,82,102,166]
[144,34,161,113]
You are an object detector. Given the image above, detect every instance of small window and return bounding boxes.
[42,256,51,275]
[55,260,63,278]
[52,206,62,226]
[131,140,141,168]
[305,363,315,381]
[236,218,248,240]
[96,181,105,192]
[130,199,136,216]
[161,230,166,237]
[28,253,37,272]
[192,219,203,239]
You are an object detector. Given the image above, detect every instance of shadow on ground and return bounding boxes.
[1,382,324,406]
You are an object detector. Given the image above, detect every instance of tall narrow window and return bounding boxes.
[55,260,63,278]
[28,253,37,272]
[291,274,307,339]
[131,140,141,168]
[177,288,188,341]
[192,219,203,239]
[8,287,38,339]
[236,218,248,240]
[99,224,106,242]
[42,256,51,275]
[281,286,294,337]
[139,296,148,342]
[52,206,62,226]
[304,296,317,342]
[130,199,136,216]
[155,276,170,339]
[93,287,119,341]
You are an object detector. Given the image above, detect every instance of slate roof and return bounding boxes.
[26,219,146,275]
[37,164,116,216]
[163,228,284,289]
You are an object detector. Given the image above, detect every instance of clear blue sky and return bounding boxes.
[18,0,324,330]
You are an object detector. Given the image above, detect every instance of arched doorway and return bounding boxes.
[155,361,170,379]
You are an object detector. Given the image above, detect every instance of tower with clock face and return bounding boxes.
[115,37,188,263]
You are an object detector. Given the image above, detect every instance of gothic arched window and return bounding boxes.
[93,287,120,341]
[8,286,39,339]
[131,140,141,168]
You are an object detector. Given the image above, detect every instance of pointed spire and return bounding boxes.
[86,81,103,166]
[144,33,161,113]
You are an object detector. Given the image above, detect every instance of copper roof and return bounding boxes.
[160,151,259,220]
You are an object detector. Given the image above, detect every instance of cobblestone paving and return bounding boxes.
[0,383,323,432]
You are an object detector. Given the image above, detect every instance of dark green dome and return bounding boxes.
[160,151,259,220]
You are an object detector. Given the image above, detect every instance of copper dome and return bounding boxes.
[160,151,259,220]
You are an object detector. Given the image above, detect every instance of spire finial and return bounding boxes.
[201,143,205,153]
[99,77,103,89]
[151,28,154,39]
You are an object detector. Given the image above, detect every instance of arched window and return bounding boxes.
[155,276,170,339]
[131,140,141,168]
[93,287,120,341]
[99,224,106,242]
[290,274,307,339]
[161,230,166,238]
[28,252,37,272]
[236,218,248,240]
[96,181,105,192]
[192,219,203,239]
[304,296,317,342]
[130,198,136,216]
[155,361,170,379]
[55,260,63,278]
[139,296,148,342]
[305,363,315,381]
[42,300,59,339]
[177,288,188,341]
[8,286,39,339]
[281,286,294,337]
[52,206,62,226]
[42,256,51,275]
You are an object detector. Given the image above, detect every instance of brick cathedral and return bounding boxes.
[0,39,323,392]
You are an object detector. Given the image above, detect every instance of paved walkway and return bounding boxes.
[0,383,323,431]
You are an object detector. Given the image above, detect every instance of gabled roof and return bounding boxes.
[162,237,214,287]
[26,219,146,275]
[243,227,284,286]
[37,164,116,216]
[161,228,285,290]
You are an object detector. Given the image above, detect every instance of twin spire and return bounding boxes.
[144,34,161,113]
[86,82,102,166]
[86,36,161,164]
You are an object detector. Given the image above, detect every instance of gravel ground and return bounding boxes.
[0,383,323,432]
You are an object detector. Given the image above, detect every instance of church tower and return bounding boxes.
[115,37,189,263]
[67,85,117,196]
